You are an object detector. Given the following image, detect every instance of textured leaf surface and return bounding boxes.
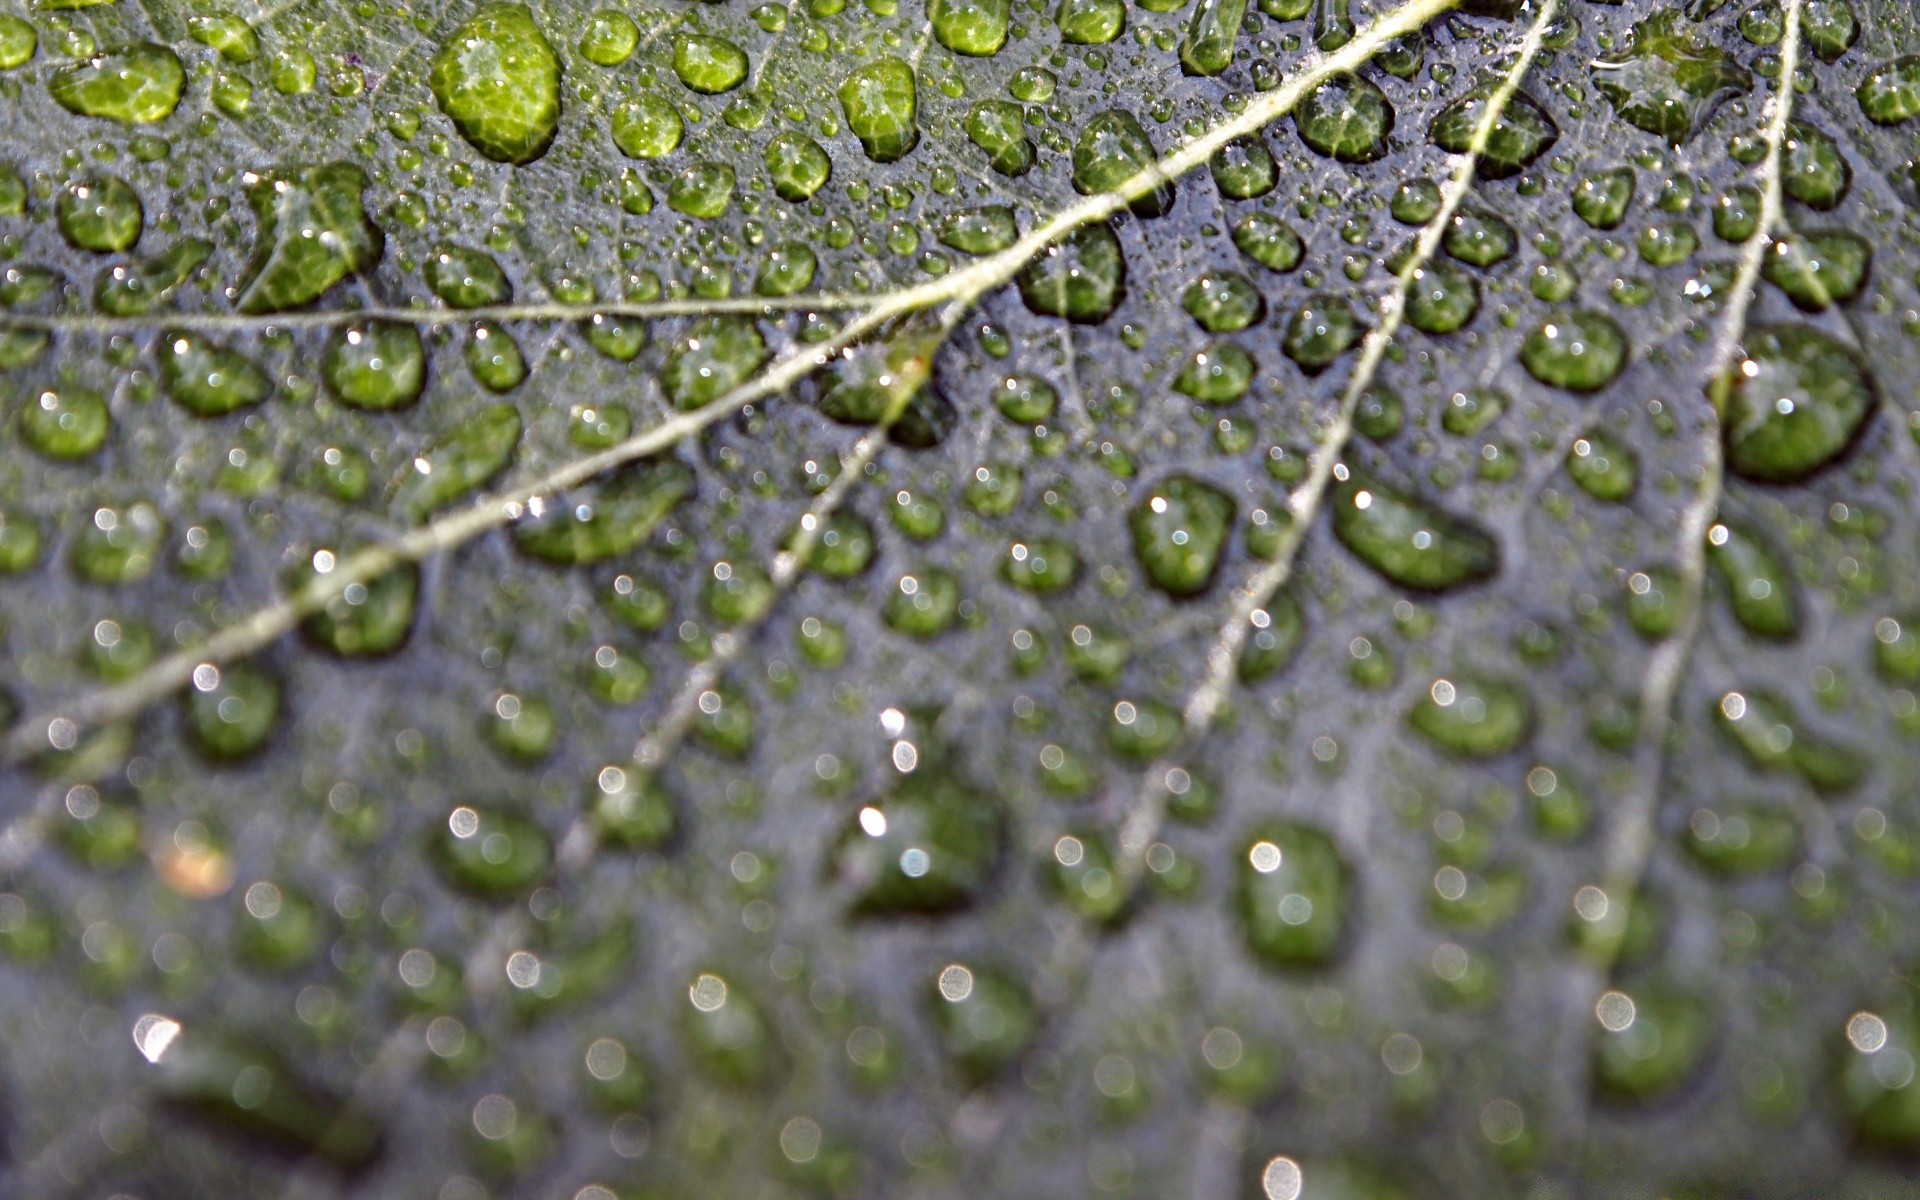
[1,0,1919,1195]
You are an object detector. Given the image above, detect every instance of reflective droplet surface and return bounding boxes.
[1591,12,1751,144]
[1521,311,1627,391]
[1331,472,1498,591]
[1408,676,1531,758]
[611,95,683,159]
[1019,223,1124,323]
[1237,822,1350,967]
[1131,475,1233,596]
[429,3,562,164]
[56,177,142,253]
[1716,325,1873,483]
[1295,74,1393,163]
[324,322,425,411]
[1429,79,1558,179]
[49,44,184,124]
[839,58,919,162]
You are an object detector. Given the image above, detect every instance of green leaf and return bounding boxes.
[2,0,1919,1191]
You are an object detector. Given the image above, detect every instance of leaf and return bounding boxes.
[1,0,1919,1192]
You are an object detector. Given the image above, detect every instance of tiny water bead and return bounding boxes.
[1294,74,1393,163]
[1209,136,1276,200]
[1330,471,1497,592]
[426,244,511,308]
[49,43,185,124]
[1565,427,1638,502]
[764,132,831,201]
[1238,823,1350,967]
[839,58,919,162]
[1019,223,1124,323]
[430,3,563,164]
[578,10,639,66]
[1408,676,1531,759]
[160,331,273,416]
[1858,56,1920,125]
[1428,79,1558,180]
[325,322,426,410]
[930,0,1010,57]
[57,177,142,253]
[20,388,109,461]
[673,35,748,94]
[1233,212,1303,272]
[1073,110,1171,216]
[1131,475,1233,596]
[1762,231,1869,311]
[1715,324,1873,483]
[1521,311,1627,392]
[1572,166,1635,230]
[1183,272,1264,333]
[1590,12,1751,144]
[611,95,683,159]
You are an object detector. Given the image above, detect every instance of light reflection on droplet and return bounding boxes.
[132,1013,181,1063]
[937,963,974,1002]
[689,972,729,1012]
[1260,1155,1303,1200]
[1595,990,1637,1032]
[1849,1012,1889,1054]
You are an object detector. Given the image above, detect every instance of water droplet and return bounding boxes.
[430,4,562,164]
[1716,324,1873,483]
[49,43,184,124]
